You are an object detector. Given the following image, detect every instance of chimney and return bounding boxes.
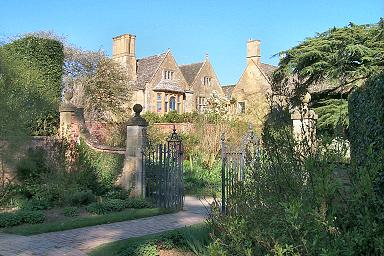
[112,34,137,80]
[246,39,261,66]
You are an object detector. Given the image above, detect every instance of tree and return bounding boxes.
[273,19,384,98]
[272,19,384,136]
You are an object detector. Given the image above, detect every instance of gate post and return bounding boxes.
[118,104,148,197]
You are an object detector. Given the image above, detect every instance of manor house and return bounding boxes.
[112,34,224,114]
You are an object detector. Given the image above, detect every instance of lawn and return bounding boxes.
[88,223,211,256]
[3,208,174,235]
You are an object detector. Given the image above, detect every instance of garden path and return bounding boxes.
[0,196,212,256]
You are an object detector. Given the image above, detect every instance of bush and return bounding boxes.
[69,190,96,206]
[104,188,130,200]
[125,198,153,209]
[0,210,45,227]
[0,212,22,227]
[86,199,126,215]
[20,198,50,211]
[349,73,384,167]
[18,210,46,224]
[63,207,80,217]
[16,148,49,182]
[77,139,125,195]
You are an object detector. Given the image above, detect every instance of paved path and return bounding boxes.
[0,196,211,256]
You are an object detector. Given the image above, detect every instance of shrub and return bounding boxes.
[20,198,50,211]
[63,207,80,217]
[77,139,124,195]
[104,188,130,200]
[69,190,96,206]
[16,148,49,182]
[86,199,126,215]
[125,198,153,209]
[349,73,384,167]
[0,210,45,227]
[18,210,46,224]
[0,212,22,227]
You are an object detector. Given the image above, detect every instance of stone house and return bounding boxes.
[225,39,277,131]
[179,56,224,112]
[112,34,223,114]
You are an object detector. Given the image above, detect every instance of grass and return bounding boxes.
[3,208,174,236]
[88,223,211,256]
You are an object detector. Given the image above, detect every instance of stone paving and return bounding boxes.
[0,196,211,256]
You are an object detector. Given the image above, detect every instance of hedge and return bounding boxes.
[1,35,64,136]
[349,73,384,166]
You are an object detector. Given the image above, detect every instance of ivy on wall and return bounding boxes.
[349,73,384,167]
[76,139,125,195]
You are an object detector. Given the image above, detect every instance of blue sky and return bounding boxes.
[0,0,382,85]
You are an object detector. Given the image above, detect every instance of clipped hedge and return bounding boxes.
[1,35,64,136]
[349,73,384,166]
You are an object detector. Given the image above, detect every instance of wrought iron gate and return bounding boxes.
[221,126,261,214]
[143,127,184,209]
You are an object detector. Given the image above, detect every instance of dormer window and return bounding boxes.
[203,76,211,86]
[163,70,174,80]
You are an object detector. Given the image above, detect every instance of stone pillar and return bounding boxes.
[59,91,79,143]
[118,104,148,197]
[291,93,318,152]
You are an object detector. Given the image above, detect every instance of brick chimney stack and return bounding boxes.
[112,34,137,81]
[246,39,261,66]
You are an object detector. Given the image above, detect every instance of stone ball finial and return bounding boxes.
[302,92,311,105]
[64,90,73,102]
[133,104,143,116]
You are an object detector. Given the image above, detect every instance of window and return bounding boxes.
[203,76,211,86]
[169,96,176,111]
[163,70,174,80]
[157,93,162,112]
[198,96,207,112]
[238,102,246,113]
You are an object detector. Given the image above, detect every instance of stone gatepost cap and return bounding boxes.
[59,90,76,112]
[127,104,148,126]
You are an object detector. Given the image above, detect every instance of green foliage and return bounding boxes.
[20,198,50,211]
[16,148,50,182]
[0,35,64,137]
[184,159,221,197]
[6,208,169,235]
[0,210,45,227]
[209,101,384,255]
[18,210,46,224]
[86,198,153,215]
[62,207,80,217]
[89,224,211,256]
[0,212,22,227]
[273,19,384,96]
[77,139,125,194]
[349,73,384,167]
[313,99,349,137]
[68,190,96,206]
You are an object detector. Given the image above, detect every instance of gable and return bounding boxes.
[179,62,204,86]
[233,60,273,98]
[148,51,190,93]
[136,52,166,89]
[192,60,224,97]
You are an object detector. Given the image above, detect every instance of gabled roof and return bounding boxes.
[136,52,167,89]
[259,63,277,79]
[179,62,204,86]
